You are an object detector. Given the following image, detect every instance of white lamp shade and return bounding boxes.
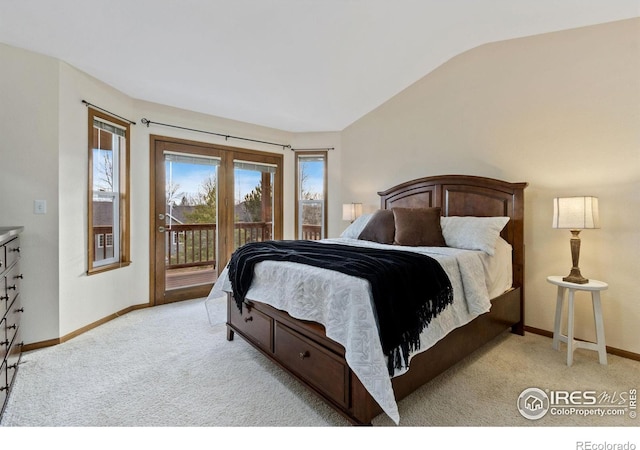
[552,196,600,229]
[342,203,363,221]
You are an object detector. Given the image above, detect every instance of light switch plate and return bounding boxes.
[34,199,47,214]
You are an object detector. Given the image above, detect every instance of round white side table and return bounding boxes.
[547,276,608,366]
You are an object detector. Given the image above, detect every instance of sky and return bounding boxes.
[299,159,324,198]
[165,157,324,204]
[165,161,217,201]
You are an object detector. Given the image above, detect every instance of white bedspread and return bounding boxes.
[206,238,498,424]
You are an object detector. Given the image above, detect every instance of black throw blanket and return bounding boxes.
[227,240,453,375]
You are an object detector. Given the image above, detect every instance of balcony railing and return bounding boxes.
[301,224,322,240]
[167,223,217,269]
[234,222,272,248]
[93,221,323,274]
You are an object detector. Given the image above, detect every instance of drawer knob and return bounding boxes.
[299,350,310,359]
[0,295,8,301]
[7,324,16,330]
[0,340,8,347]
[15,308,24,313]
[15,274,24,279]
[7,284,17,290]
[9,247,20,253]
[244,316,253,322]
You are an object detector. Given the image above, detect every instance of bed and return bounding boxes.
[206,174,527,425]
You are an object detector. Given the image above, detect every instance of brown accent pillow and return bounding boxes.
[392,207,446,247]
[357,209,395,244]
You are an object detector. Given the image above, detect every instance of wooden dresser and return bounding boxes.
[0,227,24,418]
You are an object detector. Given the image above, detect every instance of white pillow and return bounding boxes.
[440,216,510,256]
[483,237,513,298]
[339,213,373,239]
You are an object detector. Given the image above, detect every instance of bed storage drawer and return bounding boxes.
[228,299,273,353]
[274,322,349,408]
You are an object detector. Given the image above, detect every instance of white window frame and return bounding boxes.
[92,119,121,267]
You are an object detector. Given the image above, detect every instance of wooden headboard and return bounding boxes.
[378,174,528,292]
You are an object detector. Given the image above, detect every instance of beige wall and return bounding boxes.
[0,43,61,342]
[57,62,137,337]
[341,18,640,354]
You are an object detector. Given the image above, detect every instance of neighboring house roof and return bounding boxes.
[96,201,257,227]
[167,205,195,224]
[92,201,113,227]
[235,202,254,222]
[167,202,258,224]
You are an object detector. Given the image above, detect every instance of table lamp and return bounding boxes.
[552,196,600,284]
[342,203,363,223]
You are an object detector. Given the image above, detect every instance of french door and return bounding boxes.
[150,136,283,305]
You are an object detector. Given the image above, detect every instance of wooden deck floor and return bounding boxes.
[166,267,217,290]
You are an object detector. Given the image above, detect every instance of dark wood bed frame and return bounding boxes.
[226,174,528,425]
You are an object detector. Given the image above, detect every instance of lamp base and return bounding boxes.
[563,268,589,284]
[563,230,589,284]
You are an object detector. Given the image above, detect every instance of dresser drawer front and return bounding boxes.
[0,360,7,411]
[0,318,7,361]
[228,299,273,352]
[274,322,349,408]
[0,245,5,274]
[6,326,21,389]
[5,295,22,345]
[4,237,20,271]
[4,264,21,310]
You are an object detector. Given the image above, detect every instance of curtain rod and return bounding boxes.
[290,147,335,152]
[82,100,136,125]
[141,118,291,151]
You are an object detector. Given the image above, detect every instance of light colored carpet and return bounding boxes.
[1,296,638,428]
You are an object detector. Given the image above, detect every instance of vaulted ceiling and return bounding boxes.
[1,1,638,132]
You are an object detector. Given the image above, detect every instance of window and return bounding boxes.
[295,151,327,240]
[234,160,277,247]
[88,109,130,274]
